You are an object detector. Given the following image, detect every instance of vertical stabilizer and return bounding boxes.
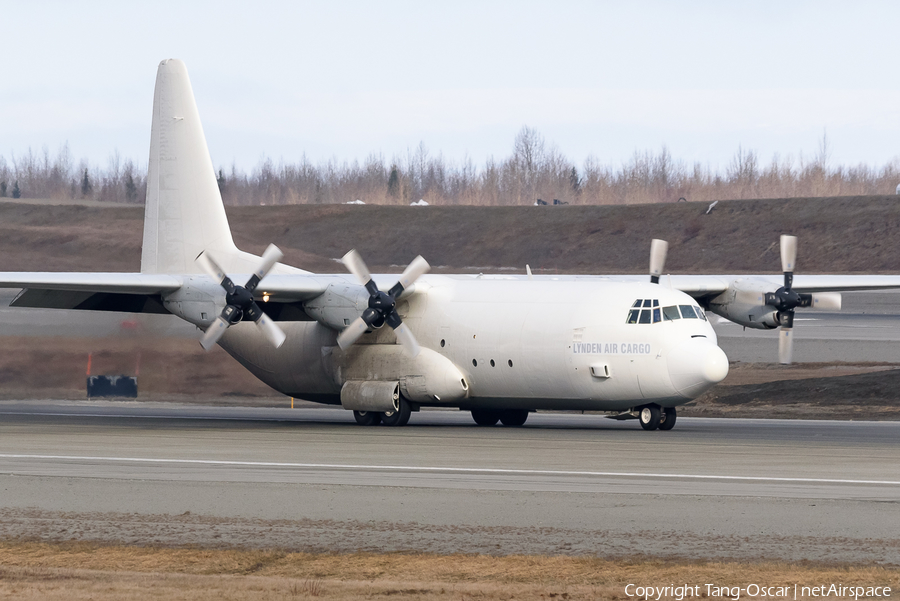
[141,59,237,274]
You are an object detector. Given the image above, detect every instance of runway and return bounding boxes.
[1,401,898,563]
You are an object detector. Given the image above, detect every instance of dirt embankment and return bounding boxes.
[3,196,900,416]
[2,194,900,274]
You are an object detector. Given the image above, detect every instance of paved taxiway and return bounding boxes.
[1,401,898,563]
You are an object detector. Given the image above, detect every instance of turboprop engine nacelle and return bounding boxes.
[707,279,781,329]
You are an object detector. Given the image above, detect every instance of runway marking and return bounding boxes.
[1,454,898,486]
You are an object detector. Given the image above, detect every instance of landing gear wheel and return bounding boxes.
[354,410,382,426]
[499,409,529,426]
[639,405,661,431]
[381,398,411,427]
[471,409,501,426]
[658,407,677,431]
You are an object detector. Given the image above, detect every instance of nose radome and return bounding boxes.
[667,339,729,398]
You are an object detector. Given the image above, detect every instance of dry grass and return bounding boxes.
[0,541,896,600]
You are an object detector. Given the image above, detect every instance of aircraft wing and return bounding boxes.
[0,272,185,313]
[0,272,183,295]
[0,271,331,313]
[664,274,900,299]
[239,274,330,302]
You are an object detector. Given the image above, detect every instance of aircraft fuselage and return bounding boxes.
[209,275,728,412]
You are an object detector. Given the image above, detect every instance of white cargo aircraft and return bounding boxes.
[3,59,900,431]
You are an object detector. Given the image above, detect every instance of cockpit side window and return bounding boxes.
[632,300,642,308]
[652,307,661,323]
[663,306,681,321]
[697,307,708,321]
[626,309,640,324]
[642,299,652,308]
[680,305,698,319]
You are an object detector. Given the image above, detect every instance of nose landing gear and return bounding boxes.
[638,405,677,431]
[639,405,661,430]
[659,407,677,431]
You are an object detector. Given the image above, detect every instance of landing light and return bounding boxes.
[263,293,270,302]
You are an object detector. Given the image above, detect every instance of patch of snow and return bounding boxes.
[410,199,429,206]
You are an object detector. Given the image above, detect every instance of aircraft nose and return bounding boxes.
[667,339,729,398]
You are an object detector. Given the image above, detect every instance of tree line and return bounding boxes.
[2,129,898,206]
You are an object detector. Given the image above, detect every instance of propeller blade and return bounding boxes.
[256,312,286,348]
[337,316,369,350]
[392,321,421,358]
[253,244,284,279]
[778,328,794,364]
[199,315,230,351]
[780,235,797,274]
[342,249,372,286]
[649,239,668,284]
[810,292,841,310]
[396,256,431,291]
[196,251,235,294]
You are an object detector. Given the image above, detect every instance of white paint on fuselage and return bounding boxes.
[209,272,726,411]
[407,276,719,409]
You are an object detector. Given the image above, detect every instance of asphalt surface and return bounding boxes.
[1,401,898,563]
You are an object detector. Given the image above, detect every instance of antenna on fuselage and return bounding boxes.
[649,239,668,284]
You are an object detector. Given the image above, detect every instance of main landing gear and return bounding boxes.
[470,409,529,427]
[353,398,412,427]
[638,404,676,431]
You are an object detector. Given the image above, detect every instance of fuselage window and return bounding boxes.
[663,306,681,321]
[652,308,661,323]
[639,309,652,324]
[680,305,698,319]
[626,309,640,324]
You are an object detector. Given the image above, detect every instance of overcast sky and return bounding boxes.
[2,1,898,173]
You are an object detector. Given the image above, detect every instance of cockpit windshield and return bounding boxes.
[627,299,707,323]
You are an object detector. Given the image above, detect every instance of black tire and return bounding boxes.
[471,409,501,426]
[639,405,661,431]
[499,409,529,426]
[354,410,382,426]
[658,407,677,431]
[381,398,411,427]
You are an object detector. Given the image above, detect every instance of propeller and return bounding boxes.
[337,249,430,357]
[763,235,841,364]
[649,239,668,284]
[195,244,286,351]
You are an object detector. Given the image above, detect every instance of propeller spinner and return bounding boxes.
[337,249,430,357]
[195,244,287,351]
